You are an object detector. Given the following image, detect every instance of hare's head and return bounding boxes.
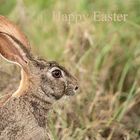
[0,16,78,103]
[27,58,78,101]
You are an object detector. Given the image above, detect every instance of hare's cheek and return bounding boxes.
[46,80,64,99]
[55,81,65,95]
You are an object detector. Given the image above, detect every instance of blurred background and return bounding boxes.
[0,0,140,139]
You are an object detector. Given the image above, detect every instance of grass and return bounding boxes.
[0,0,140,139]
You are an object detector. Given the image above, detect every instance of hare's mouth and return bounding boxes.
[45,89,76,101]
[49,93,63,100]
[49,91,75,100]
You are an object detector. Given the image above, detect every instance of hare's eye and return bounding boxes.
[52,69,62,78]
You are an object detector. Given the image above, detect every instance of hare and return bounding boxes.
[0,16,78,140]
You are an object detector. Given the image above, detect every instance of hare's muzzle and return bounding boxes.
[65,84,79,96]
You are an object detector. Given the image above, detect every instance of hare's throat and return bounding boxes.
[12,69,31,97]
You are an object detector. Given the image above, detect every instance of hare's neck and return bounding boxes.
[12,69,32,97]
[4,95,50,129]
[22,94,51,128]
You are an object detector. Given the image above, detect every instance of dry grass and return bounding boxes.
[0,0,140,139]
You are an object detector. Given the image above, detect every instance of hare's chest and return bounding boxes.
[0,124,50,140]
[0,97,50,140]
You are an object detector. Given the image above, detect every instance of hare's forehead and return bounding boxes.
[48,61,72,77]
[36,60,71,77]
[48,63,71,77]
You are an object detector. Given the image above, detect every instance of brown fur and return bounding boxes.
[0,16,30,50]
[0,93,13,107]
[0,16,78,140]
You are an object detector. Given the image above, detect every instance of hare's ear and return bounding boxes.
[0,16,31,71]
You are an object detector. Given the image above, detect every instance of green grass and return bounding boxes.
[0,0,140,139]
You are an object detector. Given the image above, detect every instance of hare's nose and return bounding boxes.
[74,86,79,91]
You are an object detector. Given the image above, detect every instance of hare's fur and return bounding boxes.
[0,90,51,140]
[0,16,78,140]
